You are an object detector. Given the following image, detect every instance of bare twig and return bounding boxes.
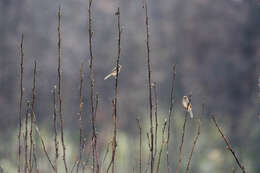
[18,33,24,173]
[212,116,246,173]
[29,60,37,173]
[176,94,192,173]
[76,63,84,173]
[88,0,97,172]
[35,126,56,171]
[156,119,167,173]
[152,82,158,159]
[166,64,176,173]
[53,85,59,173]
[143,0,154,172]
[136,118,142,173]
[24,101,30,173]
[57,6,68,173]
[185,119,201,173]
[94,94,100,173]
[107,8,122,173]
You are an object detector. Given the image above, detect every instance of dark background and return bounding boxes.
[0,0,260,172]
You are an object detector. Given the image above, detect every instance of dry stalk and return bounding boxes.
[76,63,84,173]
[156,119,167,173]
[185,119,201,173]
[35,126,56,171]
[57,6,68,173]
[53,85,58,173]
[176,94,192,173]
[18,33,24,173]
[88,0,97,172]
[166,64,176,173]
[143,0,154,172]
[24,101,30,173]
[212,116,246,173]
[106,7,122,173]
[94,94,100,173]
[29,60,37,173]
[152,82,158,159]
[136,118,142,173]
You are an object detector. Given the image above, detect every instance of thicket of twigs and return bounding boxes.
[13,1,246,173]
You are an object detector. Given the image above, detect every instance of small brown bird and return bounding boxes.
[104,64,122,80]
[182,96,193,118]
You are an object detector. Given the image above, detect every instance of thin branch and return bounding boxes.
[88,0,97,172]
[185,119,201,173]
[166,64,176,173]
[156,119,167,173]
[94,94,100,173]
[176,94,192,173]
[57,6,68,173]
[152,82,158,159]
[18,33,24,173]
[136,118,142,173]
[35,126,56,172]
[29,60,37,173]
[143,0,154,172]
[76,63,84,173]
[24,101,30,173]
[53,85,59,173]
[212,116,246,173]
[106,7,122,173]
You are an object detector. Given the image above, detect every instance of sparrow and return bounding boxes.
[182,96,193,118]
[104,64,122,80]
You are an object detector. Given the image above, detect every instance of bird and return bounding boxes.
[182,96,193,118]
[104,64,122,80]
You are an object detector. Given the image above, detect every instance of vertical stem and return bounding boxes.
[143,0,154,172]
[76,63,84,173]
[107,7,121,173]
[166,65,176,173]
[18,33,24,173]
[156,120,167,173]
[185,119,201,173]
[176,95,192,173]
[24,101,30,173]
[57,6,68,173]
[53,85,58,173]
[136,118,142,173]
[152,82,158,159]
[29,60,37,173]
[88,0,97,172]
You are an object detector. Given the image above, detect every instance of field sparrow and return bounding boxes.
[104,64,122,80]
[182,96,193,118]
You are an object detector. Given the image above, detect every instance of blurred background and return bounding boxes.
[1,0,260,172]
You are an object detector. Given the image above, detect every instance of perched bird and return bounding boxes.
[182,96,193,118]
[104,64,122,80]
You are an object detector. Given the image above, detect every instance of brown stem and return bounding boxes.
[107,8,121,173]
[166,65,176,173]
[18,33,24,173]
[57,6,68,173]
[176,94,192,173]
[24,101,30,173]
[152,82,158,159]
[29,60,37,173]
[35,126,56,171]
[156,119,167,173]
[76,63,84,173]
[143,0,154,172]
[53,85,58,173]
[185,119,201,173]
[136,118,142,173]
[212,116,246,173]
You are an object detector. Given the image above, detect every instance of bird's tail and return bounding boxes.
[104,73,112,80]
[188,110,193,118]
[189,111,193,118]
